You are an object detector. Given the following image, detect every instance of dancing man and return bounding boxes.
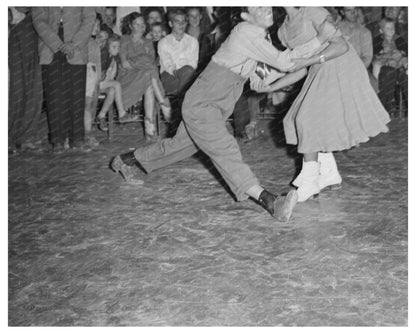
[111,7,332,222]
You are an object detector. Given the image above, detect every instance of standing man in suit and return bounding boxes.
[32,7,96,152]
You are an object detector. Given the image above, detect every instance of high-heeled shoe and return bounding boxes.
[245,122,258,141]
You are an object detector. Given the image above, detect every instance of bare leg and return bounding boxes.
[151,76,172,122]
[144,85,157,140]
[99,81,127,118]
[97,87,115,119]
[151,77,167,104]
[112,81,127,118]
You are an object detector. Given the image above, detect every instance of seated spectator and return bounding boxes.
[373,17,407,111]
[366,7,408,45]
[365,7,384,41]
[338,7,373,69]
[118,12,172,141]
[95,25,111,71]
[149,22,167,64]
[144,7,165,39]
[158,9,199,96]
[96,27,110,48]
[186,7,215,72]
[115,7,142,36]
[384,7,408,41]
[102,7,118,35]
[96,35,139,131]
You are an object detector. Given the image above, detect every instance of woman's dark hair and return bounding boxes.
[100,23,114,37]
[144,7,164,22]
[121,11,143,35]
[102,34,122,72]
[107,34,120,45]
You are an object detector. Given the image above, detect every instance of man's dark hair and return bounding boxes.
[144,7,164,21]
[104,7,117,25]
[168,8,187,23]
[186,7,202,14]
[105,7,117,13]
[150,21,166,31]
[379,17,396,29]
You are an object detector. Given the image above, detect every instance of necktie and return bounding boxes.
[255,33,273,79]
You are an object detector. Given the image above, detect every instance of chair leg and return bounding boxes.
[155,103,160,137]
[398,88,404,119]
[108,104,114,142]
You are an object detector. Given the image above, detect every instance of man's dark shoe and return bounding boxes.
[52,143,66,154]
[71,141,92,152]
[258,189,298,222]
[111,155,144,184]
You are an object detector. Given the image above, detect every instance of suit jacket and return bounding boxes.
[32,7,96,65]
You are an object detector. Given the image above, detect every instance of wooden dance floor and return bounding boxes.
[8,118,407,326]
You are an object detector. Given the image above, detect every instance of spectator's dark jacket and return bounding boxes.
[373,34,407,56]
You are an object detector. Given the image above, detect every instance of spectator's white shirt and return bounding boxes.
[158,33,199,75]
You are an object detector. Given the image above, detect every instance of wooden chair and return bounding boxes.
[97,93,171,142]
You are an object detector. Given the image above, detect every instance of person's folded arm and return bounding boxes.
[189,38,199,69]
[158,40,176,74]
[32,7,64,53]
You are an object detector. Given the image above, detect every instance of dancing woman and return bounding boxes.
[265,7,390,202]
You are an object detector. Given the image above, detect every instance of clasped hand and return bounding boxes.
[287,57,311,73]
[58,42,75,59]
